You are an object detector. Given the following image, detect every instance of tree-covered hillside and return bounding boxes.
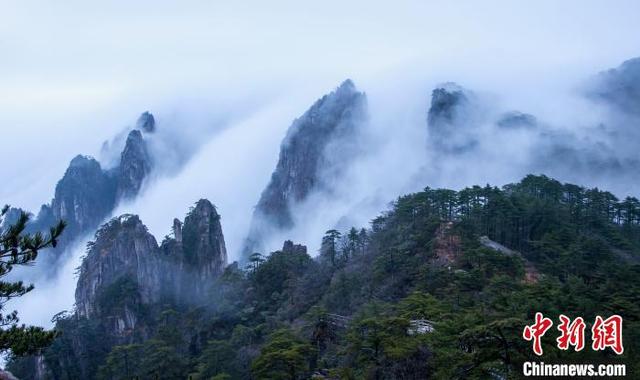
[9,175,640,379]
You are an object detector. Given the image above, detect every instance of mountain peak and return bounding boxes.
[193,198,217,214]
[590,57,640,116]
[136,111,156,133]
[428,83,469,126]
[182,199,226,266]
[117,129,151,200]
[427,83,478,153]
[76,213,160,319]
[76,199,228,331]
[336,78,356,93]
[51,154,117,241]
[69,154,100,168]
[244,80,367,257]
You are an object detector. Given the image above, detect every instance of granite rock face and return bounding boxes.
[281,239,307,256]
[427,83,477,153]
[75,214,162,320]
[161,199,228,301]
[428,83,469,128]
[26,113,156,260]
[55,200,229,380]
[136,111,156,133]
[589,57,640,116]
[74,199,228,341]
[117,129,152,200]
[530,57,640,187]
[49,155,118,246]
[244,80,367,256]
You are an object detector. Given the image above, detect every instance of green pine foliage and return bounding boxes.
[10,175,640,379]
[0,205,65,356]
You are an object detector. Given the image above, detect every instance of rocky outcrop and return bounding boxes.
[479,236,539,284]
[25,113,156,260]
[428,83,469,128]
[281,240,307,256]
[244,80,367,256]
[53,199,229,380]
[589,57,640,116]
[497,111,537,129]
[48,155,117,245]
[136,111,156,133]
[116,130,152,200]
[74,199,228,340]
[161,199,227,301]
[75,214,162,319]
[433,222,461,266]
[427,83,477,153]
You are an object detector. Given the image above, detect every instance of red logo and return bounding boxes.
[592,315,624,355]
[523,312,553,356]
[523,313,623,355]
[556,315,586,351]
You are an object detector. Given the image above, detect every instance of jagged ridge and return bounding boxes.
[16,113,156,261]
[75,199,227,332]
[244,80,367,256]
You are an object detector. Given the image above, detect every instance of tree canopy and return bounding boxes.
[9,175,640,379]
[0,205,65,355]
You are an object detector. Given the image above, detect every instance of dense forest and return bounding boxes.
[8,174,640,379]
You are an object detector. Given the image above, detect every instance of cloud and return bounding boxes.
[2,0,640,329]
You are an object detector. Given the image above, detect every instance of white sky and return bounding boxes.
[2,2,639,208]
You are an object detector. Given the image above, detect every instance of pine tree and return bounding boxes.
[321,230,341,267]
[0,205,65,355]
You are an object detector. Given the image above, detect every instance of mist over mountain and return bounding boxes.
[239,57,640,261]
[10,173,640,378]
[244,80,367,258]
[5,59,640,380]
[6,55,640,333]
[15,201,228,379]
[3,113,156,270]
[2,2,640,378]
[116,130,152,200]
[2,110,233,330]
[523,58,640,194]
[76,199,227,322]
[589,57,640,116]
[427,83,479,154]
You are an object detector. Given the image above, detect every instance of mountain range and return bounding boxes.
[4,57,640,379]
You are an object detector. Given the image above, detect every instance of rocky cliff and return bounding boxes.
[427,82,478,153]
[46,155,118,247]
[6,200,229,379]
[116,129,152,200]
[589,57,640,116]
[161,199,227,302]
[75,214,162,320]
[136,111,156,133]
[74,199,227,342]
[427,83,469,128]
[26,112,156,260]
[244,80,367,256]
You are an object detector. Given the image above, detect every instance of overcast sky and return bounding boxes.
[2,1,640,328]
[2,1,640,212]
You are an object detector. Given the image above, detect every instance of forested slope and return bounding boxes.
[9,175,639,379]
